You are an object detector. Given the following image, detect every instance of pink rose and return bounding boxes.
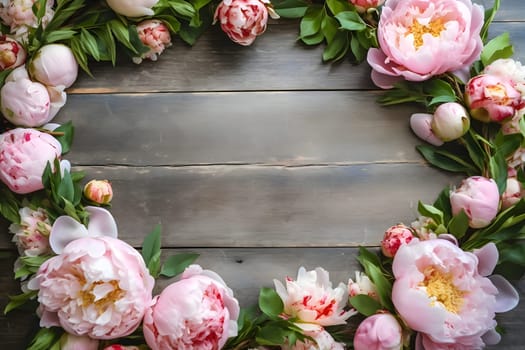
[84,179,114,205]
[450,176,499,228]
[133,20,172,64]
[0,35,26,70]
[501,177,524,209]
[60,333,99,350]
[392,239,518,349]
[409,113,444,146]
[9,207,52,256]
[431,102,470,142]
[274,267,356,326]
[30,236,154,339]
[350,0,385,13]
[381,223,414,258]
[465,74,524,123]
[282,323,344,350]
[106,0,158,17]
[348,271,377,299]
[29,44,78,88]
[214,0,271,46]
[367,0,483,88]
[0,128,62,194]
[143,264,240,350]
[353,313,403,350]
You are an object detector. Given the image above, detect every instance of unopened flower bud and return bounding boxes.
[431,102,470,141]
[0,35,26,70]
[84,179,113,204]
[409,113,444,146]
[29,44,78,88]
[381,224,414,257]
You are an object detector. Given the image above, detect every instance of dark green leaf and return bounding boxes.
[160,253,199,277]
[80,28,101,61]
[350,34,366,61]
[417,201,444,225]
[301,31,325,45]
[460,129,486,173]
[0,187,20,223]
[299,5,324,38]
[44,29,77,43]
[433,187,452,223]
[54,121,74,154]
[4,290,38,314]
[27,327,63,350]
[349,294,382,316]
[324,30,349,61]
[256,324,288,345]
[273,0,309,18]
[258,287,284,318]
[142,225,162,277]
[321,14,339,44]
[416,144,478,174]
[481,32,514,66]
[335,11,366,31]
[326,0,352,16]
[447,209,470,239]
[489,152,508,194]
[480,0,500,42]
[57,170,75,203]
[169,0,196,18]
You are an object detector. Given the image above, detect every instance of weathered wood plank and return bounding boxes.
[67,22,525,93]
[0,163,461,249]
[0,248,523,349]
[57,91,423,166]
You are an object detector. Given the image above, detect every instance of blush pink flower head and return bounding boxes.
[274,266,356,326]
[392,239,518,349]
[133,20,172,64]
[9,207,52,256]
[367,0,484,88]
[381,223,414,258]
[30,235,154,339]
[106,0,158,17]
[353,313,403,350]
[143,264,240,350]
[0,128,62,194]
[0,0,55,40]
[29,44,78,88]
[350,0,385,13]
[0,35,26,70]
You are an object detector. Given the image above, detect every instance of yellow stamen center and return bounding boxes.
[80,280,124,313]
[420,267,465,314]
[406,19,445,50]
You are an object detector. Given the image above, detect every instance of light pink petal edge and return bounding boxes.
[489,274,519,313]
[85,206,118,238]
[49,215,89,254]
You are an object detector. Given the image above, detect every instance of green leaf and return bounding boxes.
[433,187,452,224]
[480,0,500,42]
[447,209,470,239]
[4,290,38,314]
[142,225,162,277]
[256,324,288,345]
[350,34,366,61]
[258,287,284,318]
[416,144,478,174]
[335,11,366,31]
[323,30,349,62]
[301,31,325,45]
[489,152,508,194]
[423,79,457,106]
[349,294,382,316]
[321,14,339,44]
[325,0,352,16]
[299,5,324,38]
[57,170,75,203]
[169,0,196,18]
[0,187,20,223]
[44,29,77,44]
[418,201,444,225]
[80,28,101,61]
[54,121,75,154]
[357,247,394,311]
[273,0,308,18]
[481,32,513,66]
[160,252,199,277]
[460,129,486,173]
[109,19,139,54]
[27,327,63,350]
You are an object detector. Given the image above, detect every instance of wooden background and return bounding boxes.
[1,0,524,348]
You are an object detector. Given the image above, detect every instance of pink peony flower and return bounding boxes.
[1,66,53,127]
[409,113,444,146]
[60,333,99,350]
[483,58,525,95]
[367,0,484,89]
[0,128,61,194]
[106,0,158,17]
[392,239,518,349]
[29,235,154,339]
[348,271,378,299]
[0,35,26,70]
[133,20,172,64]
[353,313,403,350]
[381,223,414,258]
[431,102,470,142]
[350,0,385,13]
[29,44,78,88]
[143,264,240,350]
[450,176,499,229]
[282,323,345,350]
[501,177,524,209]
[274,266,356,326]
[0,0,55,40]
[465,74,524,123]
[9,207,52,256]
[214,0,275,46]
[84,179,114,205]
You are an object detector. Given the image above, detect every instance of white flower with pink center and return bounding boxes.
[9,207,52,256]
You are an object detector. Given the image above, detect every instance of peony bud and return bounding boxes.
[84,179,113,204]
[501,177,524,209]
[450,176,500,228]
[1,67,52,127]
[350,0,385,13]
[60,333,99,350]
[465,74,524,123]
[0,35,26,70]
[431,102,470,141]
[103,346,140,350]
[483,58,525,95]
[381,224,414,258]
[106,0,158,17]
[354,313,403,350]
[409,113,444,146]
[29,44,78,88]
[133,19,172,64]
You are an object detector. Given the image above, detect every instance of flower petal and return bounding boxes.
[49,215,89,254]
[481,328,501,345]
[86,206,118,238]
[489,274,519,313]
[473,242,498,276]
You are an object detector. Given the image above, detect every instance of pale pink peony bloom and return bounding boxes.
[501,177,524,209]
[103,345,140,350]
[29,44,78,88]
[133,20,172,64]
[431,103,470,142]
[465,74,524,123]
[392,239,518,349]
[501,109,524,135]
[353,313,403,350]
[143,264,240,350]
[348,271,378,299]
[350,0,385,13]
[1,66,53,127]
[84,179,114,205]
[106,0,158,17]
[409,113,444,146]
[381,223,414,258]
[9,207,52,256]
[274,266,356,326]
[450,176,500,228]
[483,58,525,95]
[282,323,345,350]
[0,128,61,194]
[30,235,154,339]
[367,0,484,89]
[60,333,99,350]
[0,0,55,40]
[214,0,276,46]
[0,35,26,70]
